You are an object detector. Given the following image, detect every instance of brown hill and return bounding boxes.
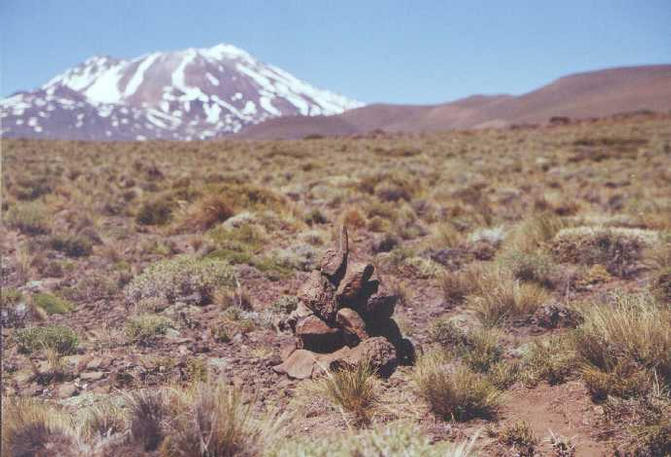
[238,65,671,139]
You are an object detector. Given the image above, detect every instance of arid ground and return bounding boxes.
[2,113,670,456]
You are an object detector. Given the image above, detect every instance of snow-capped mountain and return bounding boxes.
[0,44,363,140]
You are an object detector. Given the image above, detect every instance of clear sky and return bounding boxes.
[1,0,670,104]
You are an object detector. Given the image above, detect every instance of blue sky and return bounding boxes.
[1,0,670,104]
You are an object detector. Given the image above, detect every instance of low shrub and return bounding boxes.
[125,314,172,345]
[552,227,658,276]
[125,256,234,305]
[14,325,79,355]
[413,351,500,421]
[32,292,76,315]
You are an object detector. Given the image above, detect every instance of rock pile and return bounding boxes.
[274,225,414,379]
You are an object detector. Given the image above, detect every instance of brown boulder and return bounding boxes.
[366,317,415,365]
[331,336,397,377]
[274,347,353,379]
[336,263,375,306]
[295,315,344,352]
[273,349,318,379]
[298,270,339,323]
[360,293,398,321]
[320,225,349,285]
[336,308,368,345]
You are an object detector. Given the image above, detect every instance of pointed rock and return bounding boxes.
[298,270,339,323]
[320,225,349,285]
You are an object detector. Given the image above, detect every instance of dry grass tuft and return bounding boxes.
[413,351,500,421]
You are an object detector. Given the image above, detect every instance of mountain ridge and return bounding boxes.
[0,43,362,140]
[238,64,671,139]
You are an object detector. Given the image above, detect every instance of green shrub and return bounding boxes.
[48,234,92,257]
[5,202,50,234]
[125,314,172,345]
[413,351,500,421]
[14,325,79,355]
[125,256,234,305]
[32,293,76,315]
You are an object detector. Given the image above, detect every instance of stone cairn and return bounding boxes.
[274,225,414,379]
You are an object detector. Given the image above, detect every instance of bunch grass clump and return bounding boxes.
[465,265,549,326]
[159,382,272,457]
[522,335,577,385]
[1,397,77,457]
[429,319,503,373]
[318,362,378,426]
[413,351,500,421]
[574,292,671,396]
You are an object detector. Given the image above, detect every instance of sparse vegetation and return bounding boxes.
[2,116,670,454]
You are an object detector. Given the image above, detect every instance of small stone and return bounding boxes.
[320,225,349,285]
